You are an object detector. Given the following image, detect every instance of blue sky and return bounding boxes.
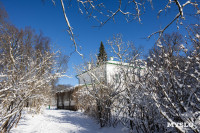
[1,0,197,86]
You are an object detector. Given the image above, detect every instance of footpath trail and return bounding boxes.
[11,109,124,133]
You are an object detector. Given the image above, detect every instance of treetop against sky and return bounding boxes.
[1,0,199,85]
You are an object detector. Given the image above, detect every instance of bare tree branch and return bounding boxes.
[60,0,83,57]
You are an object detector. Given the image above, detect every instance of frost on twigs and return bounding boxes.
[149,0,199,41]
[74,32,200,132]
[147,31,200,132]
[0,23,68,132]
[52,0,199,56]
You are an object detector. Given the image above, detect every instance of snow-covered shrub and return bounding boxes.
[76,32,200,132]
[147,32,200,132]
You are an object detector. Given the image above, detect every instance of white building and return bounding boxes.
[76,57,146,86]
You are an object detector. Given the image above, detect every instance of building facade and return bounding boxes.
[76,58,146,86]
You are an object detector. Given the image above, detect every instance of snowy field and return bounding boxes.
[11,109,125,133]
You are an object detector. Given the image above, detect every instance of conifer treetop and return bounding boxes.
[97,41,107,64]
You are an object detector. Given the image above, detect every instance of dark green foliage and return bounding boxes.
[97,41,107,65]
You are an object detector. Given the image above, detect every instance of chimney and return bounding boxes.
[110,57,114,61]
[88,63,91,70]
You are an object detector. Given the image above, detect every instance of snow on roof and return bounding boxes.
[106,60,130,66]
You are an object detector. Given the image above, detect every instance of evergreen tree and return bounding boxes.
[97,41,107,64]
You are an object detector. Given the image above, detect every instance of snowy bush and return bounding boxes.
[76,33,200,133]
[146,32,200,132]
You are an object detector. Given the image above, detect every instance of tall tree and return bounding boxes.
[97,41,107,65]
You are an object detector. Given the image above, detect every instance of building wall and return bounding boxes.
[106,62,122,83]
[78,64,106,85]
[106,61,147,85]
[78,60,147,86]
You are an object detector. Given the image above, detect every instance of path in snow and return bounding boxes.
[11,109,124,133]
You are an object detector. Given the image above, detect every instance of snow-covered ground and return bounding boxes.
[11,108,125,133]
